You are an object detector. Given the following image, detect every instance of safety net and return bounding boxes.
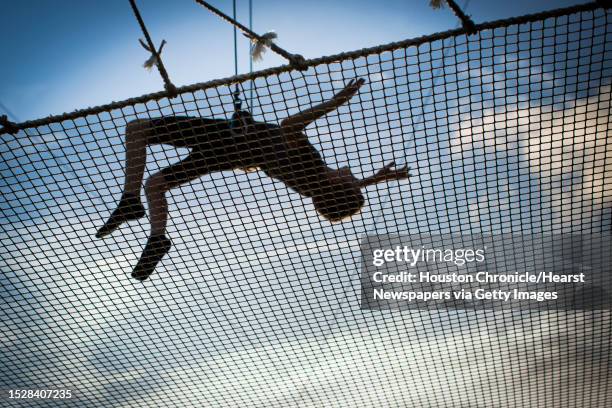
[1,2,610,407]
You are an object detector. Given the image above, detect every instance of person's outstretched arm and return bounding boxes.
[280,78,366,131]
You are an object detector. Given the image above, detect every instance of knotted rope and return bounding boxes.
[140,39,167,71]
[431,0,477,34]
[194,0,308,70]
[128,0,178,96]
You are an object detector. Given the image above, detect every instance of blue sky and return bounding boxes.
[0,0,590,121]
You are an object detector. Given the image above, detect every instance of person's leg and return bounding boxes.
[96,120,150,238]
[132,152,209,281]
[123,120,150,196]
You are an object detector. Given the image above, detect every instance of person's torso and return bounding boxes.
[148,116,328,195]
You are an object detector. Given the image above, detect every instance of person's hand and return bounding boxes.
[332,78,366,103]
[359,161,412,187]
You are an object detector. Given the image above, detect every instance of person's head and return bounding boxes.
[312,167,365,222]
[312,162,412,222]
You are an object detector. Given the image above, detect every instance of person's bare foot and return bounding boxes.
[95,193,145,238]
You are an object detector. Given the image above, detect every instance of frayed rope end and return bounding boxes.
[249,31,277,62]
[430,0,445,9]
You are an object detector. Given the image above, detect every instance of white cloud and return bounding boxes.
[451,84,611,227]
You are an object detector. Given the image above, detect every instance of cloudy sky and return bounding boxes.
[1,1,611,407]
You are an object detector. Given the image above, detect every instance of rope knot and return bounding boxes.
[130,0,177,98]
[287,54,308,71]
[139,38,167,71]
[196,1,307,70]
[431,0,477,35]
[0,115,19,135]
[138,38,178,97]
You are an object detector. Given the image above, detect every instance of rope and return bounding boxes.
[128,0,178,97]
[4,1,606,133]
[445,0,476,33]
[231,0,244,113]
[233,0,239,77]
[249,0,253,107]
[194,0,308,70]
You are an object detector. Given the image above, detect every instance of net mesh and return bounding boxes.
[1,4,611,407]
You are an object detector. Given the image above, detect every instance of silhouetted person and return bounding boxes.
[96,78,410,281]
